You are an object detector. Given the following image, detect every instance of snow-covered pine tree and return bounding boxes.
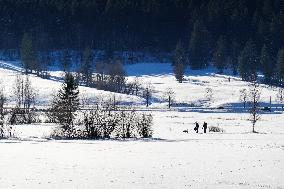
[137,113,153,138]
[173,41,186,83]
[51,73,80,134]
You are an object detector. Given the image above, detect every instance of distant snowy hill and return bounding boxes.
[0,60,282,109]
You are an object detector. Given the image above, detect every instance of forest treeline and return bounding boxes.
[0,0,284,85]
[0,0,282,51]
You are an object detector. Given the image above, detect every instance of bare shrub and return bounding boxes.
[9,75,37,124]
[50,126,84,139]
[209,126,224,132]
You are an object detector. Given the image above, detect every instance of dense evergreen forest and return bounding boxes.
[0,0,284,84]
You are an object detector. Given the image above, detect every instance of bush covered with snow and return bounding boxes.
[8,107,38,125]
[209,126,224,133]
[0,119,15,139]
[137,114,153,138]
[50,110,153,140]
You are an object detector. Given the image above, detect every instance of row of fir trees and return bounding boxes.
[1,0,283,86]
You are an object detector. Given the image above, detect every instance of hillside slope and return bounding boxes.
[0,61,282,109]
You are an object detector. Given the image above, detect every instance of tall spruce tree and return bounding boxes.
[173,41,186,83]
[189,19,210,69]
[80,47,93,86]
[51,73,80,132]
[20,33,38,74]
[213,36,227,73]
[61,50,71,72]
[260,44,273,83]
[229,40,241,75]
[238,39,258,81]
[276,49,284,86]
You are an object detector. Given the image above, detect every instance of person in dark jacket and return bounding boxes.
[194,122,199,133]
[202,122,208,133]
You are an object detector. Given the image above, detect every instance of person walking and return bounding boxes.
[194,122,199,133]
[202,122,208,133]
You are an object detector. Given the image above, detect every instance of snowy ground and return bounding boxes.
[1,111,284,189]
[0,67,144,106]
[0,61,284,188]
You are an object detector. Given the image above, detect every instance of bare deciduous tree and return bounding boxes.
[107,60,127,92]
[0,81,6,120]
[10,74,37,124]
[163,87,175,109]
[95,61,108,86]
[94,60,127,93]
[143,82,154,107]
[205,87,213,101]
[107,94,118,111]
[0,80,6,139]
[276,88,284,110]
[133,77,142,96]
[248,80,261,133]
[23,76,37,113]
[128,77,142,96]
[13,74,24,108]
[240,88,248,109]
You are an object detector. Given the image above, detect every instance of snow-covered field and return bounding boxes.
[0,61,284,188]
[1,111,284,189]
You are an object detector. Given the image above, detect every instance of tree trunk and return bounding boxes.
[146,95,149,107]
